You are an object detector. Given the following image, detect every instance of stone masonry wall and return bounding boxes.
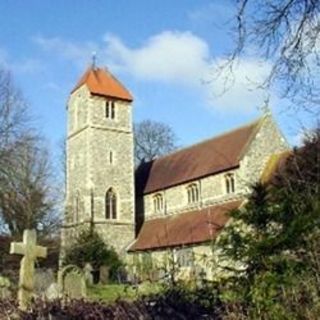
[63,85,135,255]
[139,114,289,221]
[237,114,289,191]
[143,169,243,220]
[130,114,289,279]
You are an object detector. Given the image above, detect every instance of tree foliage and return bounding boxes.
[63,229,123,281]
[134,120,178,165]
[217,124,320,318]
[226,0,320,113]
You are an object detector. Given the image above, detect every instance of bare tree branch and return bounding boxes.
[220,0,320,113]
[134,120,179,165]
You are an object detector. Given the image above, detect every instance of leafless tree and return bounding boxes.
[0,68,60,237]
[134,120,179,165]
[0,134,60,238]
[222,0,320,113]
[0,69,29,166]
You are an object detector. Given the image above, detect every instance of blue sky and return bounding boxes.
[0,1,314,159]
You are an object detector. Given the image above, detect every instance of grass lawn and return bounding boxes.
[88,282,164,303]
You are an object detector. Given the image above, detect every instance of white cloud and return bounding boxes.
[188,2,234,27]
[33,35,98,68]
[34,31,276,113]
[0,46,44,74]
[103,31,274,112]
[103,31,210,85]
[13,58,44,74]
[205,58,273,112]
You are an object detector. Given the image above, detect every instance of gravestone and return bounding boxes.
[10,229,47,310]
[83,263,93,285]
[45,282,62,300]
[59,265,86,299]
[63,271,86,299]
[99,265,109,284]
[34,268,55,296]
[0,275,11,299]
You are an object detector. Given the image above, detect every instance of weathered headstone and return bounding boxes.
[59,265,86,299]
[0,275,11,299]
[83,263,93,285]
[34,268,55,296]
[99,265,109,284]
[10,229,47,310]
[45,282,62,300]
[64,272,85,298]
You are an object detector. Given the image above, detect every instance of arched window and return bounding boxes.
[225,173,235,194]
[153,193,164,213]
[187,184,199,204]
[105,188,117,219]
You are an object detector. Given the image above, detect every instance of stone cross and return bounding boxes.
[10,229,47,310]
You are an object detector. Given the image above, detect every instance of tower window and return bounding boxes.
[225,173,236,194]
[109,151,113,164]
[105,188,117,219]
[74,191,80,223]
[153,193,164,213]
[105,101,115,119]
[187,183,199,204]
[105,101,109,118]
[111,102,115,119]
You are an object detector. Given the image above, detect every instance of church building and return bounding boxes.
[62,66,288,278]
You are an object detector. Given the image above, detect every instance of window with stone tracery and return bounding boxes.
[105,188,117,219]
[187,183,199,204]
[225,173,236,194]
[153,193,164,213]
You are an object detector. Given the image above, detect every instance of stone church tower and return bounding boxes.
[63,66,135,255]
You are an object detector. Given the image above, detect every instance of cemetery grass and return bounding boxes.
[88,283,164,302]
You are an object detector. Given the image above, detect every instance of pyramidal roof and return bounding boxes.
[71,66,133,102]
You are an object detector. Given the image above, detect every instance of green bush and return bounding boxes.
[216,126,320,319]
[63,229,123,282]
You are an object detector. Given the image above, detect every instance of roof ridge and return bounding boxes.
[237,115,267,161]
[71,66,133,101]
[147,116,263,164]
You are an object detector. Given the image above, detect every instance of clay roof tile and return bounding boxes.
[129,200,243,251]
[71,67,133,102]
[136,119,262,195]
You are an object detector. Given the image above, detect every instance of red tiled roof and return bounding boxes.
[129,200,243,251]
[71,67,133,102]
[136,119,262,195]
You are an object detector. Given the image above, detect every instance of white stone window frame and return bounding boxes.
[224,172,236,194]
[153,193,164,213]
[187,183,200,204]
